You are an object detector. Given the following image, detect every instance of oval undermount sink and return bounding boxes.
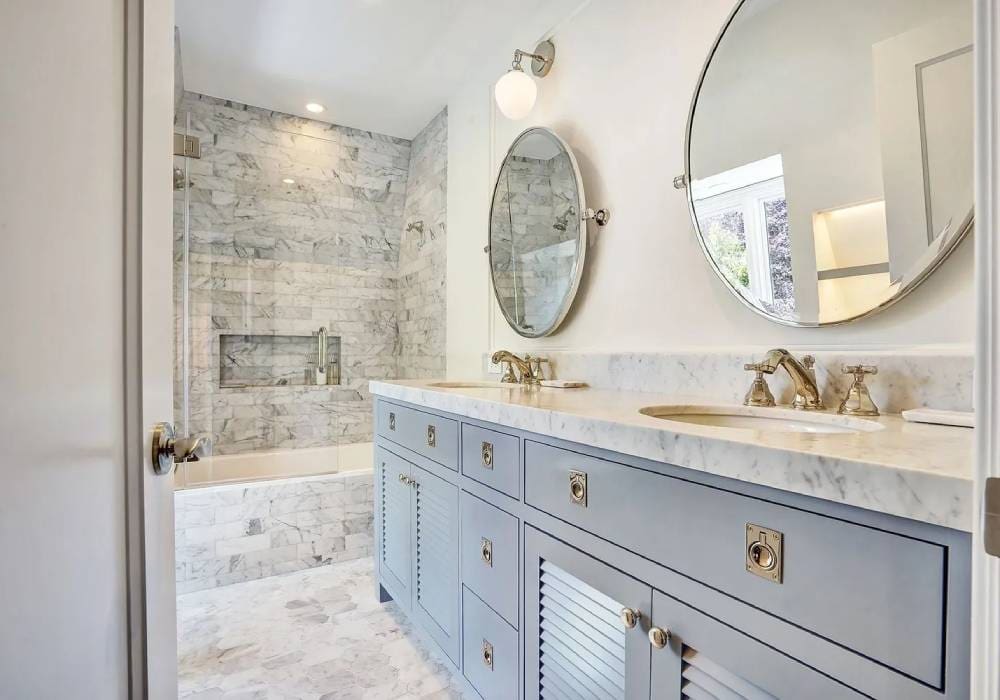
[428,381,510,389]
[639,405,884,434]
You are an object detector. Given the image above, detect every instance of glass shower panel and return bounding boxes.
[173,95,400,486]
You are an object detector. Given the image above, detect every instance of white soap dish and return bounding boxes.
[901,408,974,428]
[540,379,587,389]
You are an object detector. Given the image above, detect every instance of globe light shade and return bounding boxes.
[494,68,537,120]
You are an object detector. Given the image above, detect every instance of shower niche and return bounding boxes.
[219,331,341,388]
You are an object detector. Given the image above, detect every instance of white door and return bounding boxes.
[0,0,178,697]
[974,1,1000,698]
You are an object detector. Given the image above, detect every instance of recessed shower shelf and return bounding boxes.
[218,332,340,389]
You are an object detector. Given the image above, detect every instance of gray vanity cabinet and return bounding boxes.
[373,398,971,700]
[524,527,652,700]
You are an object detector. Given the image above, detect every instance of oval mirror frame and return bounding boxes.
[488,127,589,338]
[681,0,974,328]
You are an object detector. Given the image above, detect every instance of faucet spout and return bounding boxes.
[491,350,545,386]
[758,348,824,410]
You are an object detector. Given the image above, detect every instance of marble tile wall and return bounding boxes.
[397,108,448,379]
[512,349,975,414]
[174,470,374,592]
[174,93,447,454]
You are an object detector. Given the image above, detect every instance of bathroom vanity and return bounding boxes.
[371,381,973,700]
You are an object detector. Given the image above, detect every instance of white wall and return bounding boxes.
[0,0,130,697]
[446,0,975,378]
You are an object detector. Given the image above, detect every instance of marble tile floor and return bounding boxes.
[177,558,474,700]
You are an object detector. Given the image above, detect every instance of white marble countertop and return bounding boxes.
[370,380,975,532]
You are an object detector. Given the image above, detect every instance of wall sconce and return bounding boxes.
[494,40,555,120]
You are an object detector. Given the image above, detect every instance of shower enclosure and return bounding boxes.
[170,91,447,591]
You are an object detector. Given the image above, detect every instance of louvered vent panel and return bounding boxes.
[415,482,453,628]
[380,467,408,579]
[538,560,627,700]
[681,647,776,700]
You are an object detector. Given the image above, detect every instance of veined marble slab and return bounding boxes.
[485,349,975,415]
[370,380,974,532]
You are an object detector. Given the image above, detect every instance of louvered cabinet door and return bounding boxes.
[377,450,413,611]
[410,464,461,664]
[524,527,652,700]
[649,590,866,700]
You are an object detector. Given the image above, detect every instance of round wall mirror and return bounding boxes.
[684,0,973,326]
[489,128,597,337]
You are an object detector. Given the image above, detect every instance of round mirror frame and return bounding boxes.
[681,0,975,328]
[488,126,589,338]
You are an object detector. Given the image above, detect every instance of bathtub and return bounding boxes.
[174,443,374,593]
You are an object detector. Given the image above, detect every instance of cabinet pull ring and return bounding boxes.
[482,640,494,669]
[649,627,671,649]
[482,441,494,469]
[481,538,493,567]
[388,412,396,431]
[569,470,587,507]
[426,424,436,448]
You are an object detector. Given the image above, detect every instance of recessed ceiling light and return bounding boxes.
[305,103,325,113]
[282,178,296,185]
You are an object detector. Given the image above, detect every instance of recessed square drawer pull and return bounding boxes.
[746,523,783,583]
[481,537,493,567]
[481,441,494,469]
[388,412,396,431]
[569,470,588,507]
[426,424,436,448]
[481,639,494,670]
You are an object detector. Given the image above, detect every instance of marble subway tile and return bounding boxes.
[174,471,374,591]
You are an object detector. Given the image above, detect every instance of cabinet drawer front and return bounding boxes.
[463,587,518,700]
[524,440,947,687]
[376,401,458,471]
[461,424,520,498]
[461,492,519,627]
[650,589,865,700]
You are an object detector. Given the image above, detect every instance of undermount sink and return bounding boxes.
[427,381,510,389]
[639,405,884,434]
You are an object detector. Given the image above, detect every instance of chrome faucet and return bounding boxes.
[758,349,824,410]
[491,350,546,386]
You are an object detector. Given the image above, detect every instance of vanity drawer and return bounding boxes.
[523,440,948,689]
[462,587,518,700]
[376,401,458,471]
[461,492,519,627]
[461,423,519,498]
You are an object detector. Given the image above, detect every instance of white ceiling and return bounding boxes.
[175,0,584,139]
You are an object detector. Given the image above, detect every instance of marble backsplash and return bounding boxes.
[488,348,974,414]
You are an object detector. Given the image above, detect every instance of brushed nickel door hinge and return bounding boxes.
[173,132,201,158]
[986,478,1000,557]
